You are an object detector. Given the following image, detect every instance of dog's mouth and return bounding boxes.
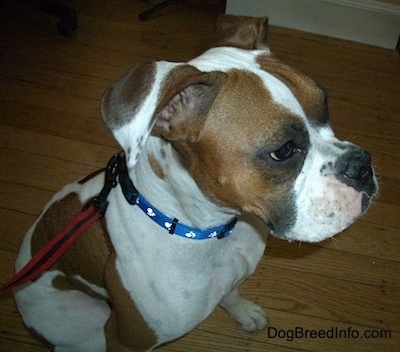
[265,219,294,242]
[361,190,377,213]
[266,221,276,236]
[264,184,378,244]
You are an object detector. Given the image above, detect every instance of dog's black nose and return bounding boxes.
[335,147,375,194]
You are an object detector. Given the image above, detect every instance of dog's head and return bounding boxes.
[101,15,378,243]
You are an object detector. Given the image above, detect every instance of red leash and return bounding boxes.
[1,205,101,293]
[1,153,121,293]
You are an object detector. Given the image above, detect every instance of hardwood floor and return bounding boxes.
[1,0,399,351]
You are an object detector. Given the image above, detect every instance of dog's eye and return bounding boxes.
[270,141,297,161]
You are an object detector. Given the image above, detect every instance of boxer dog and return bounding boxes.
[12,15,378,351]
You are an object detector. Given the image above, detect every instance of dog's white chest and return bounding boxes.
[106,202,266,344]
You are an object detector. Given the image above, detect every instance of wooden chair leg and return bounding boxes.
[139,0,175,21]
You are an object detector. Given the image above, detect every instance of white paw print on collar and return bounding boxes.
[185,231,196,238]
[146,208,156,217]
[208,231,218,238]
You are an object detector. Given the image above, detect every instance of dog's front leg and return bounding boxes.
[105,255,158,352]
[220,289,268,332]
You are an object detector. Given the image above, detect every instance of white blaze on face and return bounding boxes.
[190,47,306,118]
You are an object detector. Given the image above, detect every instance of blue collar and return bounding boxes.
[134,193,237,239]
[117,152,237,240]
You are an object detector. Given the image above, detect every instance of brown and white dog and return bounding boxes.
[13,16,378,351]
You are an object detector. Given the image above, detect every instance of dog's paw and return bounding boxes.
[228,299,268,332]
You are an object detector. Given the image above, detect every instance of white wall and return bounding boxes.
[225,0,400,49]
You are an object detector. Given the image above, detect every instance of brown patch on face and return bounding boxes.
[257,54,329,125]
[172,69,306,223]
[105,254,157,351]
[148,153,165,179]
[31,193,113,294]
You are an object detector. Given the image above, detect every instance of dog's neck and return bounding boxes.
[129,137,238,230]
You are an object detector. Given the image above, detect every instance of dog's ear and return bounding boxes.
[153,65,223,142]
[213,15,268,50]
[101,61,223,167]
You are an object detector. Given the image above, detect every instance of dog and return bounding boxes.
[12,15,378,351]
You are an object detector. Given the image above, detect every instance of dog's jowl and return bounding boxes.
[12,16,378,352]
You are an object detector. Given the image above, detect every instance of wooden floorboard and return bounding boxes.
[1,0,399,351]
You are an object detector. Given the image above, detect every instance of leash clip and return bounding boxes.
[118,152,139,205]
[217,217,238,239]
[84,153,120,216]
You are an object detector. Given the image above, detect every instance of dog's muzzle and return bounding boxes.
[334,146,377,210]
